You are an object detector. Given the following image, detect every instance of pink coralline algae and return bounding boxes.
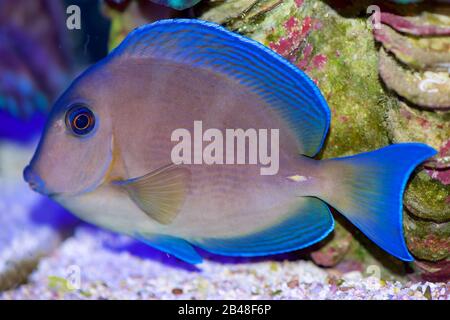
[426,140,450,185]
[269,17,304,61]
[269,16,327,75]
[426,169,450,186]
[380,12,450,36]
[312,54,327,70]
[296,43,313,69]
[295,0,304,8]
[373,26,412,58]
[439,140,450,159]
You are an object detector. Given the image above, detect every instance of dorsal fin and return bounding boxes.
[109,19,330,157]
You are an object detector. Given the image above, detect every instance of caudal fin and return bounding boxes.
[321,143,436,261]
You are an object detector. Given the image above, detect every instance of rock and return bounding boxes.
[374,2,449,280]
[374,24,450,71]
[379,48,450,110]
[287,278,299,288]
[171,287,183,295]
[414,259,450,283]
[201,0,281,28]
[104,0,184,51]
[311,221,353,267]
[404,170,450,223]
[385,101,449,151]
[380,10,450,36]
[404,211,449,261]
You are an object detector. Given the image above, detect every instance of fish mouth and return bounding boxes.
[24,177,81,199]
[24,165,54,196]
[49,183,108,199]
[45,189,87,199]
[46,191,62,198]
[27,182,60,198]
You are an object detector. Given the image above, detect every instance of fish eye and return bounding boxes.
[65,104,96,136]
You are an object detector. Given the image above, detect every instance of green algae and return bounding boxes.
[386,101,450,151]
[404,212,450,261]
[301,6,390,158]
[405,171,450,223]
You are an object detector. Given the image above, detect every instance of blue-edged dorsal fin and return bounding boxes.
[110,19,330,157]
[191,197,334,257]
[136,233,203,264]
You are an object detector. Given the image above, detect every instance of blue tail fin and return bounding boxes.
[321,143,436,261]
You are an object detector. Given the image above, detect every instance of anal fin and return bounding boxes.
[136,233,202,264]
[192,197,334,257]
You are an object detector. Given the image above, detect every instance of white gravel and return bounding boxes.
[1,227,448,300]
[0,142,63,290]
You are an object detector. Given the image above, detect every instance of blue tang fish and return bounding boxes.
[24,19,436,264]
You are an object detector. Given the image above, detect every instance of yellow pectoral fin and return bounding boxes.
[114,164,191,225]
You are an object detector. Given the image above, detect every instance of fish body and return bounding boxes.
[41,59,322,238]
[24,19,436,264]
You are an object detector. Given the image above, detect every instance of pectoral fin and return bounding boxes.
[114,164,191,225]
